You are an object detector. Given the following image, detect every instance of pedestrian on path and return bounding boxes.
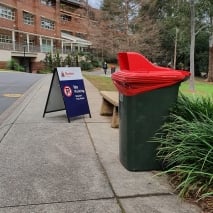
[102,61,108,75]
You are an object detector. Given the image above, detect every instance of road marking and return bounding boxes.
[3,93,22,98]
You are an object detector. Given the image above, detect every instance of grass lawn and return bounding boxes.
[180,78,213,97]
[84,74,213,98]
[83,74,116,91]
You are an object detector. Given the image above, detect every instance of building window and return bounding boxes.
[23,39,34,46]
[62,30,73,36]
[41,0,55,6]
[0,5,15,20]
[41,38,52,52]
[0,34,12,43]
[29,39,35,46]
[61,14,72,22]
[41,17,55,30]
[23,12,34,25]
[76,33,86,39]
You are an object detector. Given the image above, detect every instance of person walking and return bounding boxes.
[102,61,108,75]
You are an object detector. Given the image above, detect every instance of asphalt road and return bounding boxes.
[0,71,44,115]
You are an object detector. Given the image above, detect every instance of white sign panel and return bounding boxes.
[57,67,83,81]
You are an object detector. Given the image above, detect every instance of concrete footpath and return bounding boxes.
[0,74,201,213]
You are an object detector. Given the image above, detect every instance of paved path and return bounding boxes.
[83,68,114,77]
[0,74,201,212]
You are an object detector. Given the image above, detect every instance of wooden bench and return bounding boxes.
[100,91,119,128]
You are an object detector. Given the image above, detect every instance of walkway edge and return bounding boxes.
[0,74,49,141]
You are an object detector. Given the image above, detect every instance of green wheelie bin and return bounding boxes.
[119,83,180,171]
[112,52,190,171]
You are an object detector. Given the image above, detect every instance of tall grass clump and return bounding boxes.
[152,94,213,201]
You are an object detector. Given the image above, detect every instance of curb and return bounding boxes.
[0,75,49,140]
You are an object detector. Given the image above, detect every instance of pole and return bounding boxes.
[23,46,26,72]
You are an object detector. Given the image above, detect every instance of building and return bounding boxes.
[0,0,92,72]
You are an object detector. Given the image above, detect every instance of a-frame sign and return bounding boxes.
[43,67,91,122]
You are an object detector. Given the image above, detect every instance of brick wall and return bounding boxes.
[31,61,46,73]
[0,1,95,71]
[0,62,8,69]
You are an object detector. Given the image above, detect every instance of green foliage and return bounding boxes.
[138,0,212,73]
[7,59,24,72]
[195,32,209,75]
[79,60,93,70]
[37,68,52,74]
[151,94,213,200]
[53,51,62,67]
[43,52,100,71]
[172,94,213,121]
[44,53,54,71]
[43,52,107,73]
[100,0,213,74]
[91,60,99,67]
[7,59,16,70]
[64,53,72,66]
[44,52,69,71]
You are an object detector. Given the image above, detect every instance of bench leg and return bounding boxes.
[111,106,119,128]
[100,98,113,115]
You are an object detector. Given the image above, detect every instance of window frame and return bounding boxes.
[61,14,72,22]
[41,17,55,30]
[0,4,15,20]
[0,34,12,43]
[23,11,34,25]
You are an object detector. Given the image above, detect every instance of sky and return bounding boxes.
[88,0,101,9]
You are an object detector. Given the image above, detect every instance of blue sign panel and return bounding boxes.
[60,79,90,118]
[57,67,91,121]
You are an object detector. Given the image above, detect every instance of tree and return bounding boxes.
[206,1,213,81]
[189,0,195,91]
[101,0,142,53]
[143,0,211,89]
[208,35,213,81]
[140,0,191,65]
[188,0,213,83]
[91,0,211,79]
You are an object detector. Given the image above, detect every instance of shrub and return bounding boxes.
[151,94,213,200]
[7,59,24,71]
[79,60,93,70]
[7,59,16,70]
[37,68,52,74]
[171,94,213,121]
[43,51,99,71]
[91,59,101,67]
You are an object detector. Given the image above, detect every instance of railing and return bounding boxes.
[11,43,41,53]
[0,42,91,55]
[60,1,84,14]
[29,45,41,53]
[0,42,13,50]
[61,0,82,6]
[14,43,26,52]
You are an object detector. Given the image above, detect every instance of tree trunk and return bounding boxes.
[189,0,195,91]
[173,27,178,69]
[124,0,130,50]
[207,35,213,82]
